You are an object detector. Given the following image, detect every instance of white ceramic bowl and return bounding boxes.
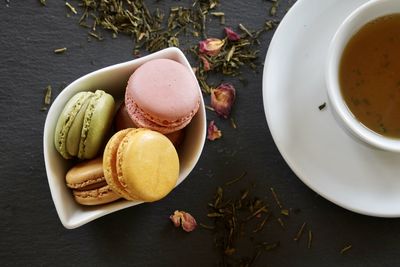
[326,0,400,152]
[43,47,206,229]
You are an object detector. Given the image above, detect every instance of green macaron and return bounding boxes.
[54,90,115,160]
[65,92,93,156]
[78,90,115,159]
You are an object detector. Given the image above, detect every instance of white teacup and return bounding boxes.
[326,0,400,152]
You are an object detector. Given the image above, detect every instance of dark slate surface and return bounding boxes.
[1,1,400,266]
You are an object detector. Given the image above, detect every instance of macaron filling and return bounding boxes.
[72,184,120,206]
[66,94,93,156]
[78,90,103,158]
[66,176,106,190]
[125,95,199,128]
[54,92,93,159]
[125,96,196,134]
[65,157,121,205]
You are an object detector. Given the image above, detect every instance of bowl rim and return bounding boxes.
[43,47,206,229]
[326,0,400,152]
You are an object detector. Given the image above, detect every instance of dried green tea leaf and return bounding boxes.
[294,222,306,242]
[270,187,283,209]
[340,244,352,254]
[225,172,246,186]
[44,85,52,105]
[54,47,67,54]
[308,230,313,249]
[65,2,77,14]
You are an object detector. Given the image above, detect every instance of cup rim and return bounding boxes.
[326,0,400,152]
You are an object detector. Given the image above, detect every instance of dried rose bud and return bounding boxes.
[169,210,197,232]
[199,38,225,56]
[170,212,181,227]
[211,83,236,118]
[224,27,240,41]
[207,120,222,141]
[199,55,211,71]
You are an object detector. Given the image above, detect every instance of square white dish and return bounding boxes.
[43,47,206,229]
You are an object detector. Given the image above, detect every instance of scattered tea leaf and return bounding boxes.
[207,212,224,218]
[54,47,67,54]
[293,222,306,242]
[205,105,215,112]
[199,223,215,230]
[225,171,247,186]
[277,217,285,229]
[340,244,352,254]
[245,205,268,221]
[65,2,77,14]
[89,31,103,41]
[269,0,280,16]
[40,85,52,111]
[211,11,225,24]
[281,209,289,216]
[270,187,283,209]
[252,213,270,233]
[257,241,280,251]
[230,117,237,129]
[308,230,313,249]
[319,102,327,110]
[238,23,253,37]
[44,85,52,105]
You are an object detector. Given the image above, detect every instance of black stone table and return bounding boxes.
[1,1,400,266]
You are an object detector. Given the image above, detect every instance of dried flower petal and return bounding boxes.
[170,212,181,227]
[181,213,197,232]
[199,38,225,56]
[211,83,236,118]
[199,55,211,71]
[169,210,197,232]
[224,27,240,41]
[207,121,222,141]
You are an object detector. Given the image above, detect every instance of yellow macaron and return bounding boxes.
[103,128,179,202]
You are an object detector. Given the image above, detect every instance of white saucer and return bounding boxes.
[263,0,400,217]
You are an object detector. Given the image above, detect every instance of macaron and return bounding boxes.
[125,59,200,134]
[54,90,115,159]
[66,157,121,205]
[103,128,179,202]
[114,103,185,147]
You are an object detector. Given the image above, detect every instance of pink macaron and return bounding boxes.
[125,58,200,134]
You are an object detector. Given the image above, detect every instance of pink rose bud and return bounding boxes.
[181,212,197,232]
[199,55,211,71]
[224,27,240,41]
[199,38,225,56]
[169,210,197,232]
[207,120,222,141]
[170,212,181,227]
[211,83,236,118]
